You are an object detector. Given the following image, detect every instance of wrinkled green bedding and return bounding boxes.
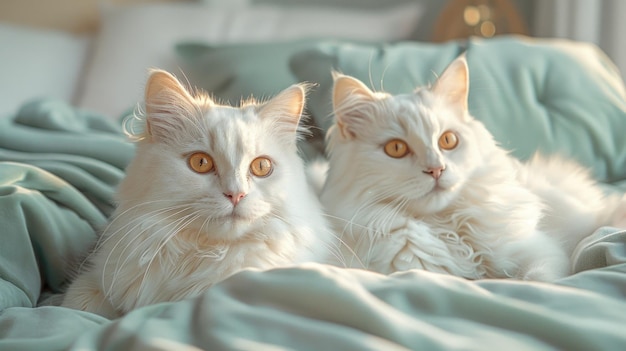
[2,225,626,351]
[2,36,626,349]
[0,99,133,311]
[1,97,626,351]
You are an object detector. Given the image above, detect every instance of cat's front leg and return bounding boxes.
[61,273,120,319]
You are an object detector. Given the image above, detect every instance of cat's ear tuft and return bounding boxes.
[259,83,306,133]
[145,69,196,114]
[431,54,469,117]
[332,74,377,140]
[144,69,207,141]
[333,74,376,110]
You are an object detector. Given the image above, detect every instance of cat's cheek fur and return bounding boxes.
[118,144,202,200]
[413,186,459,215]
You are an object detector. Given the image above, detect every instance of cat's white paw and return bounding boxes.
[389,221,450,273]
[365,220,431,274]
[392,243,427,272]
[405,220,433,235]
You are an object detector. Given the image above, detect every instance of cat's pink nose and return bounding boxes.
[423,166,445,180]
[224,192,246,206]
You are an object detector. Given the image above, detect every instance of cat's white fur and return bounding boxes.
[321,55,626,281]
[61,70,335,317]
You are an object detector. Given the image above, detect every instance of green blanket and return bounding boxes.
[1,96,626,351]
[0,99,133,310]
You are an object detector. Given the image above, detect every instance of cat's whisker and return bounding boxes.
[353,186,402,231]
[320,213,371,231]
[104,206,195,296]
[363,198,400,267]
[136,212,202,303]
[317,214,366,268]
[380,62,393,93]
[341,185,410,269]
[94,200,191,251]
[323,207,391,270]
[102,204,193,268]
[108,205,195,261]
[99,205,191,292]
[80,199,173,271]
[367,52,376,93]
[263,210,349,268]
[330,231,367,269]
[193,213,214,248]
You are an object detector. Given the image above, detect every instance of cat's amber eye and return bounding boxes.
[384,139,410,158]
[438,131,459,150]
[250,157,273,177]
[188,152,214,173]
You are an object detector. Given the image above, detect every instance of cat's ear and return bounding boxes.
[258,84,306,134]
[431,54,469,117]
[332,73,377,140]
[144,69,211,141]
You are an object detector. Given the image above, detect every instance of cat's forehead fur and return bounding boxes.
[368,88,462,144]
[140,69,305,155]
[198,104,270,154]
[166,102,286,173]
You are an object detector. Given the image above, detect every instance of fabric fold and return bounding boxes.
[0,99,134,310]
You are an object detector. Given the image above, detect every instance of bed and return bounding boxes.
[1,1,626,350]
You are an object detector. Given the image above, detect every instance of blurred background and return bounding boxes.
[2,0,623,59]
[1,0,625,119]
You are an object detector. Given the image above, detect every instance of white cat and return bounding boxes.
[320,55,626,281]
[61,69,335,318]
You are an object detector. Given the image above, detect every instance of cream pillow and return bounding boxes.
[0,24,90,119]
[76,2,423,119]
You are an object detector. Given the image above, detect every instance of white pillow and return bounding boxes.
[77,2,423,120]
[0,24,90,119]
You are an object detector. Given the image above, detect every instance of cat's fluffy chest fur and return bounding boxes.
[321,56,624,281]
[61,70,334,318]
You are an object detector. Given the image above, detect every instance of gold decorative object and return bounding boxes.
[433,0,528,42]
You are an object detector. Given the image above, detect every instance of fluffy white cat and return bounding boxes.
[61,70,335,318]
[320,55,626,281]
